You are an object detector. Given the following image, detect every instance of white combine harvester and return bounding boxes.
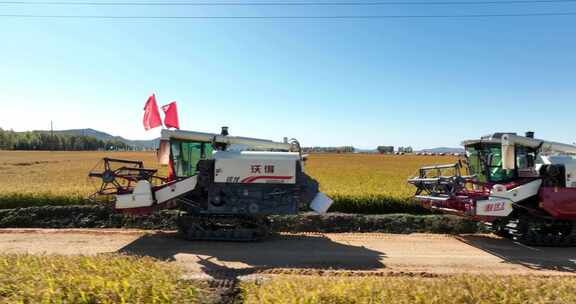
[89,127,332,241]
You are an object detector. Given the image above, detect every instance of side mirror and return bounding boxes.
[158,140,170,165]
[502,142,516,170]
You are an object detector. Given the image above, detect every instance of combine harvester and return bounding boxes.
[409,132,576,246]
[89,127,332,241]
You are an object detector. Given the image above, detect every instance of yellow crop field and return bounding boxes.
[0,151,162,208]
[306,154,455,198]
[0,254,205,303]
[305,153,457,213]
[2,254,575,304]
[0,151,456,212]
[242,275,576,304]
[0,151,159,198]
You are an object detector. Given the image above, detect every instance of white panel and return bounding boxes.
[215,159,296,184]
[213,151,301,160]
[161,129,291,150]
[490,179,542,203]
[565,162,576,188]
[116,180,154,209]
[157,140,170,165]
[155,176,198,203]
[476,198,514,217]
[310,192,333,214]
[501,142,516,170]
[477,179,543,217]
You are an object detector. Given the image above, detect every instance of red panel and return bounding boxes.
[540,187,576,220]
[485,178,536,190]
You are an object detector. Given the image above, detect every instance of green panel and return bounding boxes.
[465,144,515,183]
[171,140,212,177]
[466,146,486,183]
[487,146,514,182]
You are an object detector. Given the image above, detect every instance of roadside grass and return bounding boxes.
[0,254,207,303]
[241,275,576,304]
[0,205,482,233]
[0,193,88,209]
[328,194,429,214]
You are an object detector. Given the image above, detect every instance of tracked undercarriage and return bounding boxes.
[490,215,576,247]
[176,214,271,241]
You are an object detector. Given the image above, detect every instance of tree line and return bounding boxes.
[0,129,129,151]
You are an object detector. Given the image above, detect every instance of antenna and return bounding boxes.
[50,120,54,151]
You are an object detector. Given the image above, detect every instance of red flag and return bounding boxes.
[143,94,162,130]
[161,102,180,129]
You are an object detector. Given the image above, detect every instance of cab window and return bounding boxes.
[170,140,213,177]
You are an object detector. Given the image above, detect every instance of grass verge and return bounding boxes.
[0,193,89,209]
[271,213,481,234]
[327,194,429,214]
[0,254,206,303]
[241,275,576,304]
[0,205,482,234]
[0,193,430,215]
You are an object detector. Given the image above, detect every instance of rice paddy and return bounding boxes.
[0,151,456,212]
[241,275,576,304]
[0,254,206,303]
[0,151,572,304]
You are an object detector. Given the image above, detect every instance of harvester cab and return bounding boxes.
[409,132,576,246]
[89,127,333,241]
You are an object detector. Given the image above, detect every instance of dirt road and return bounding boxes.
[0,229,574,277]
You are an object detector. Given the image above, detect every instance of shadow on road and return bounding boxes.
[456,235,576,273]
[119,232,385,278]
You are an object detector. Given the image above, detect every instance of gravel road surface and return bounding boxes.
[0,229,574,277]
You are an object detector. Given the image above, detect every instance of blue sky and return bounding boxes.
[0,1,575,149]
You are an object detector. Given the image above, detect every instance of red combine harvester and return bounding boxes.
[409,132,576,246]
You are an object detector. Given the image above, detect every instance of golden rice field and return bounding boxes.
[305,153,457,213]
[0,151,456,212]
[1,152,573,304]
[4,254,575,304]
[241,275,576,304]
[0,254,206,303]
[0,151,159,199]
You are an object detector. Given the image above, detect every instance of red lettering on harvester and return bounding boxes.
[251,165,261,174]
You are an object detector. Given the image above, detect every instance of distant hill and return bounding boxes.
[35,128,160,149]
[6,127,466,152]
[418,147,464,154]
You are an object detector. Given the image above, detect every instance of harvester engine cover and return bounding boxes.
[198,151,316,215]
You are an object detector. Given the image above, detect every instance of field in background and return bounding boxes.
[0,151,457,212]
[0,151,161,208]
[306,154,457,213]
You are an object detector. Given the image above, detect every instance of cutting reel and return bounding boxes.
[88,157,166,202]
